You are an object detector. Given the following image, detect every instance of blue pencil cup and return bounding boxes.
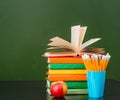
[89,97,104,100]
[87,71,106,98]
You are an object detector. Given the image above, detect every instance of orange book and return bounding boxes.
[48,74,87,81]
[48,56,83,64]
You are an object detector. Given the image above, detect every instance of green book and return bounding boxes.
[47,80,87,89]
[48,64,85,70]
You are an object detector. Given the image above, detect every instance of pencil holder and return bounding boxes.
[87,71,106,98]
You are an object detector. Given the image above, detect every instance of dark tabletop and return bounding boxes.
[0,79,119,100]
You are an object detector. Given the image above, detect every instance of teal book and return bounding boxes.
[48,64,85,70]
[47,80,87,89]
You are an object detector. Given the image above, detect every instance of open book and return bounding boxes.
[44,25,104,57]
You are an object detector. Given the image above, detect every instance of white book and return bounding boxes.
[44,25,104,57]
[47,88,88,95]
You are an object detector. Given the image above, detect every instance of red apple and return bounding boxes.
[50,81,68,97]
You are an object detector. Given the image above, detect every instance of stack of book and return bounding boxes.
[44,25,104,95]
[46,56,88,95]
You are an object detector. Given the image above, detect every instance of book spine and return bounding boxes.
[47,88,88,95]
[48,74,87,81]
[67,89,88,94]
[49,81,88,89]
[48,57,83,64]
[49,64,85,70]
[48,69,86,74]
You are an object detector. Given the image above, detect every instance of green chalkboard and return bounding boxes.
[0,0,120,81]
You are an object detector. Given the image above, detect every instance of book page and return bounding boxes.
[71,25,81,49]
[71,25,87,51]
[81,38,101,49]
[44,51,77,57]
[79,26,87,50]
[48,36,78,53]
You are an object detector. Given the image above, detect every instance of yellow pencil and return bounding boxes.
[82,53,111,72]
[84,59,89,70]
[100,59,104,71]
[104,59,109,70]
